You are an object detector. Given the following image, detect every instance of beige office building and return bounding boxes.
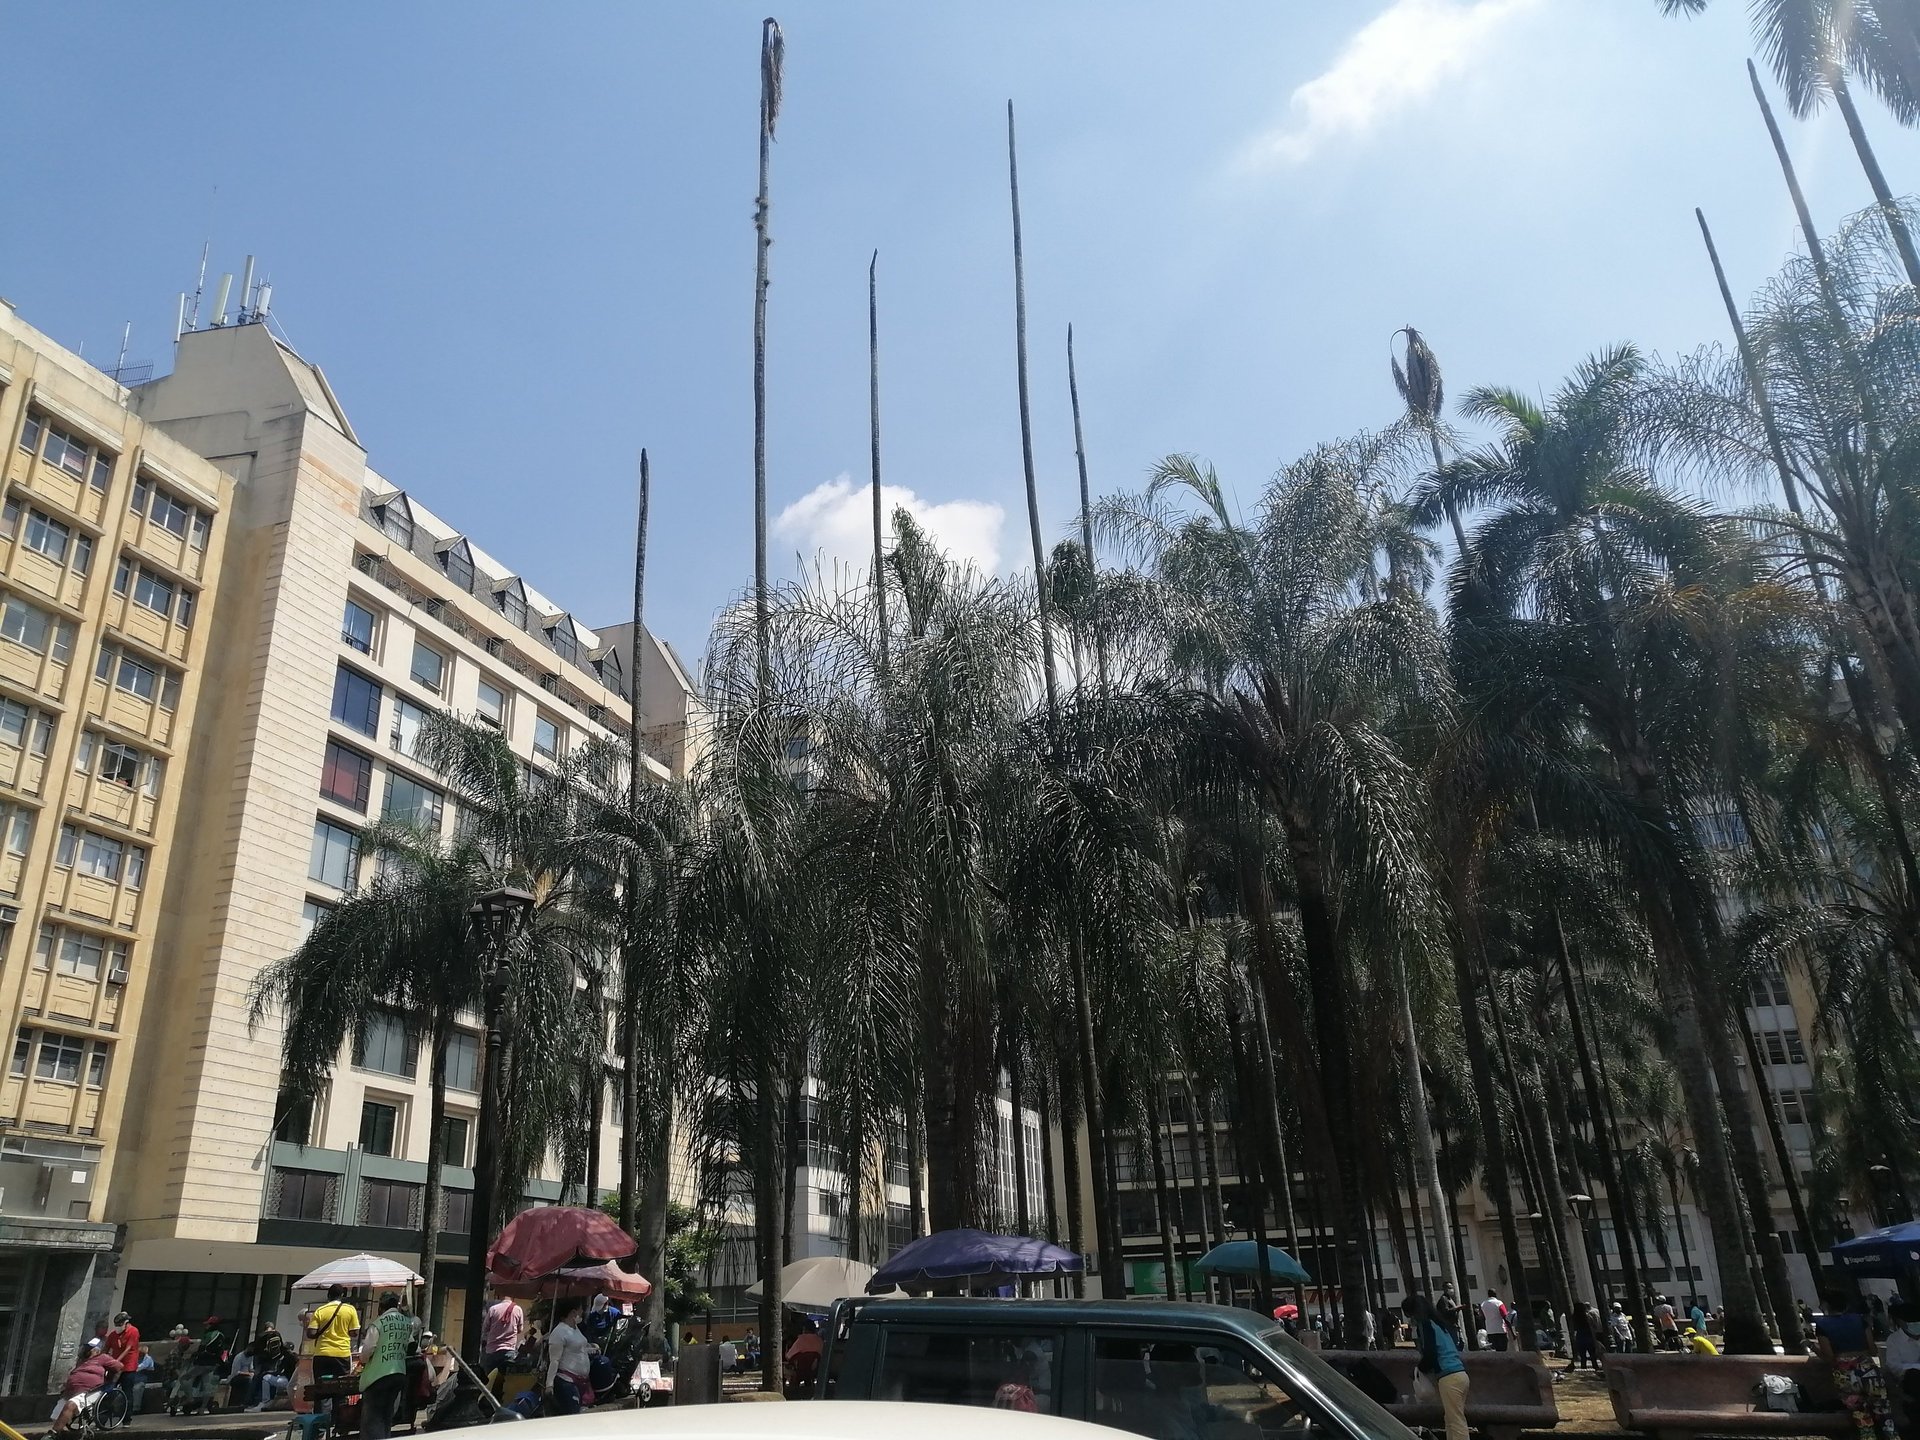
[0,300,697,1388]
[0,304,232,1389]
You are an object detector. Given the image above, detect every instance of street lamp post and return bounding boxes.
[461,885,535,1364]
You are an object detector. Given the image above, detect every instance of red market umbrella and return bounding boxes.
[487,1206,637,1285]
[491,1260,652,1302]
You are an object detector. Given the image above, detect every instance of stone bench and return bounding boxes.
[1603,1354,1850,1440]
[1321,1350,1558,1440]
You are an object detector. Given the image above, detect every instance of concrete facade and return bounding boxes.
[0,304,232,1390]
[0,304,700,1382]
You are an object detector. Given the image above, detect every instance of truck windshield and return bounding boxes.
[1254,1327,1416,1440]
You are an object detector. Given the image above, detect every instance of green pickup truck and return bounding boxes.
[815,1298,1417,1440]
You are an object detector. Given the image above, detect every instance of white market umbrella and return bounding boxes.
[745,1256,894,1310]
[293,1253,425,1290]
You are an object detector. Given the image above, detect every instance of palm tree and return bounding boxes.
[1659,0,1920,129]
[1417,346,1808,1353]
[250,823,486,1317]
[1097,431,1450,1344]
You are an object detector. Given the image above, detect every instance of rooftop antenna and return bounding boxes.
[175,294,187,344]
[254,280,272,325]
[114,324,131,377]
[238,256,256,323]
[185,186,217,332]
[210,274,232,327]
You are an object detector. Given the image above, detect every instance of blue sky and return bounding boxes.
[3,1,1917,658]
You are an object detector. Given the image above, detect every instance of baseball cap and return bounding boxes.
[87,1337,103,1349]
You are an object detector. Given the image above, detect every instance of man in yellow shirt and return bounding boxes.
[1682,1326,1720,1357]
[308,1285,361,1384]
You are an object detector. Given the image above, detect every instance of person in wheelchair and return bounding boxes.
[52,1338,125,1434]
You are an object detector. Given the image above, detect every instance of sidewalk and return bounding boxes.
[12,1417,288,1440]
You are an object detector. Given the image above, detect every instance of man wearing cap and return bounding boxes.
[52,1338,124,1433]
[104,1312,140,1375]
[169,1315,225,1416]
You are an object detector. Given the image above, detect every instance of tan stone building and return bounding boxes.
[0,300,698,1385]
[0,304,231,1388]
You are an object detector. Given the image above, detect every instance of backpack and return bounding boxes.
[1754,1375,1801,1413]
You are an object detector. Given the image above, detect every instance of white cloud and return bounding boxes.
[774,474,1005,578]
[1241,0,1540,168]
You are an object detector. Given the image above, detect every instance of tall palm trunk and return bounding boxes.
[1391,942,1460,1305]
[1146,1103,1178,1299]
[755,1069,785,1392]
[1697,209,1920,905]
[1010,1045,1032,1237]
[907,1081,927,1238]
[752,19,783,694]
[1280,825,1373,1346]
[1635,891,1773,1352]
[869,254,890,682]
[1008,98,1114,1290]
[1828,66,1920,288]
[1440,869,1535,1350]
[1549,924,1647,1340]
[420,1013,453,1323]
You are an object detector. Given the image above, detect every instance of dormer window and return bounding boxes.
[494,579,527,628]
[373,494,414,550]
[439,539,474,593]
[546,616,579,665]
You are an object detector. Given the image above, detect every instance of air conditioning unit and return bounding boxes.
[106,968,128,986]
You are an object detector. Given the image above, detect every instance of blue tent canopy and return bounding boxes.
[1831,1222,1920,1279]
[1194,1241,1312,1285]
[868,1228,1083,1292]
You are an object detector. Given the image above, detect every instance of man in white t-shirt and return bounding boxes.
[1481,1291,1511,1352]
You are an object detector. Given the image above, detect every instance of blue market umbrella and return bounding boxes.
[869,1228,1083,1292]
[1831,1221,1920,1279]
[1194,1240,1312,1285]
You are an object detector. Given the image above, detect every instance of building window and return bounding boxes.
[443,1188,473,1235]
[495,583,527,627]
[274,1089,315,1146]
[441,1116,471,1168]
[128,567,176,618]
[86,1045,107,1089]
[0,698,53,758]
[57,824,127,882]
[533,715,561,763]
[445,1031,480,1093]
[131,477,204,539]
[358,1100,400,1158]
[9,1030,29,1077]
[75,732,147,790]
[476,679,506,728]
[309,817,359,889]
[0,807,30,863]
[547,621,578,665]
[269,1168,334,1221]
[331,666,382,738]
[354,1010,417,1078]
[34,1032,85,1083]
[391,697,428,758]
[320,740,374,812]
[21,508,90,575]
[1784,1028,1806,1064]
[24,414,114,490]
[341,599,377,654]
[440,543,474,592]
[299,898,333,940]
[97,646,180,708]
[362,1176,419,1228]
[383,771,444,830]
[410,641,446,695]
[0,595,73,662]
[35,924,127,981]
[375,501,413,549]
